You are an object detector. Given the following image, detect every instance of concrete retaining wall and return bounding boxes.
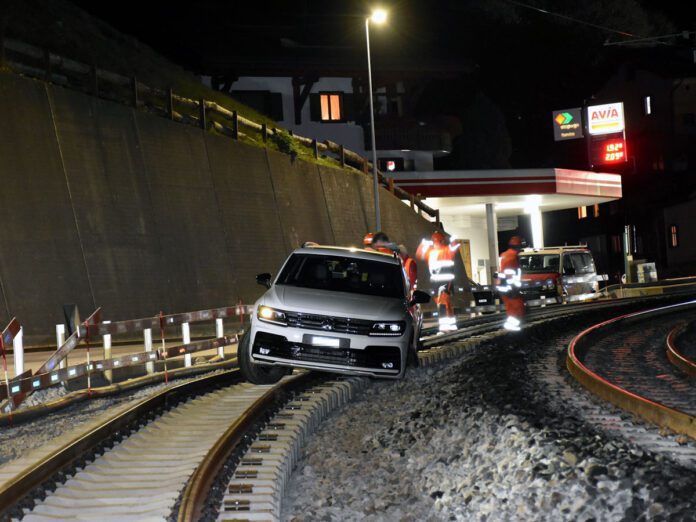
[0,72,442,342]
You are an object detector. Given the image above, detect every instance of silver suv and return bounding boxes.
[238,245,430,384]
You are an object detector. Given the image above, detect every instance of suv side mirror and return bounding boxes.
[256,273,272,289]
[409,290,431,306]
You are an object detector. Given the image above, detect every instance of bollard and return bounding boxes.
[55,324,66,370]
[182,322,191,367]
[13,327,23,377]
[216,318,224,358]
[102,320,112,383]
[144,328,154,374]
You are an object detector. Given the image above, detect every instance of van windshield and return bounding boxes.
[276,253,405,299]
[519,254,560,273]
[565,252,596,275]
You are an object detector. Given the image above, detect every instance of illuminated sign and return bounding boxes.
[552,108,583,141]
[603,139,626,163]
[590,136,627,166]
[587,102,625,136]
[386,160,396,172]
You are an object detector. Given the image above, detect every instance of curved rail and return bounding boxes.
[666,324,696,377]
[0,368,240,517]
[177,372,314,521]
[567,300,696,439]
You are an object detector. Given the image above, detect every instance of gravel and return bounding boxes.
[282,314,696,521]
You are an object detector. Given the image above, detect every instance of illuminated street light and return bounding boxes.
[365,8,387,231]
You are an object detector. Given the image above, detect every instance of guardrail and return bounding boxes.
[0,304,255,413]
[0,37,440,223]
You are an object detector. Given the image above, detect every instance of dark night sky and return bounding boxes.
[69,0,695,73]
[67,0,695,167]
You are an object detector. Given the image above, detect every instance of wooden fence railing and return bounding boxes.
[0,37,440,223]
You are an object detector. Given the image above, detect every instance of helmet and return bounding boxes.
[509,236,523,247]
[432,230,446,244]
[363,232,374,247]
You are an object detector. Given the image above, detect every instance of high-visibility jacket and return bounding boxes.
[403,256,418,291]
[497,248,522,293]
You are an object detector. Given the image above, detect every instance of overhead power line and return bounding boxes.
[503,0,643,39]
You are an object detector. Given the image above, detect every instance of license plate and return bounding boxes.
[303,334,349,348]
[312,336,340,347]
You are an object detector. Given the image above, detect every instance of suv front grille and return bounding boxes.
[285,312,373,336]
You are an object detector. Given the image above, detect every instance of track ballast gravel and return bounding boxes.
[282,311,696,521]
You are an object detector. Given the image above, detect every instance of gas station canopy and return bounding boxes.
[390,168,622,216]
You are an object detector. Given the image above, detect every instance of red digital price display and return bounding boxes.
[603,139,626,163]
[590,135,628,166]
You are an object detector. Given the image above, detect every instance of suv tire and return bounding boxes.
[238,332,287,385]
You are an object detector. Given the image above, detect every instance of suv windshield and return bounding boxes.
[519,254,560,273]
[276,253,405,299]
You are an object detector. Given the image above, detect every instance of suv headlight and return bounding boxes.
[543,280,556,291]
[370,321,405,336]
[257,306,287,326]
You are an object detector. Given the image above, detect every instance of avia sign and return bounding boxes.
[587,102,625,136]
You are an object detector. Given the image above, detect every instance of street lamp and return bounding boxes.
[366,8,387,231]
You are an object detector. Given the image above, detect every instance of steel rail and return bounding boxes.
[666,324,696,377]
[177,372,315,522]
[567,301,696,440]
[0,368,241,517]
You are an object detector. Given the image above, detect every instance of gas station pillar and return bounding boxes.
[485,203,499,285]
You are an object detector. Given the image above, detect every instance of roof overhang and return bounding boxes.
[389,168,622,217]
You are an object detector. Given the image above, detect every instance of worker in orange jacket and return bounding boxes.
[399,244,418,293]
[497,236,526,331]
[363,231,397,255]
[416,230,460,332]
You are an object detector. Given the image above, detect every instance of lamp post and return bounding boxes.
[365,8,387,231]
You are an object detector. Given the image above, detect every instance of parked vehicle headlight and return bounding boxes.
[370,321,405,336]
[544,280,556,291]
[257,306,287,326]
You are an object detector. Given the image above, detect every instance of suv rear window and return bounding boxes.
[276,254,405,299]
[519,254,560,273]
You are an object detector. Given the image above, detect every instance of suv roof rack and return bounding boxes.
[300,243,395,257]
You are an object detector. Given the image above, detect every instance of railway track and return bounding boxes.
[567,300,696,441]
[2,293,694,520]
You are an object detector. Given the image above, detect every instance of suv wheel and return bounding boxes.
[406,334,420,368]
[238,332,287,385]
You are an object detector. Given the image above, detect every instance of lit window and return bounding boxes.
[593,204,600,218]
[320,93,342,121]
[670,225,679,248]
[577,206,587,220]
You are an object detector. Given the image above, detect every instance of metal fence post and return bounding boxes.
[339,144,345,167]
[232,111,239,140]
[182,322,191,367]
[215,318,224,358]
[144,328,154,374]
[199,98,206,130]
[312,139,318,159]
[12,327,23,377]
[261,123,267,142]
[167,88,174,120]
[102,320,112,383]
[131,76,139,108]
